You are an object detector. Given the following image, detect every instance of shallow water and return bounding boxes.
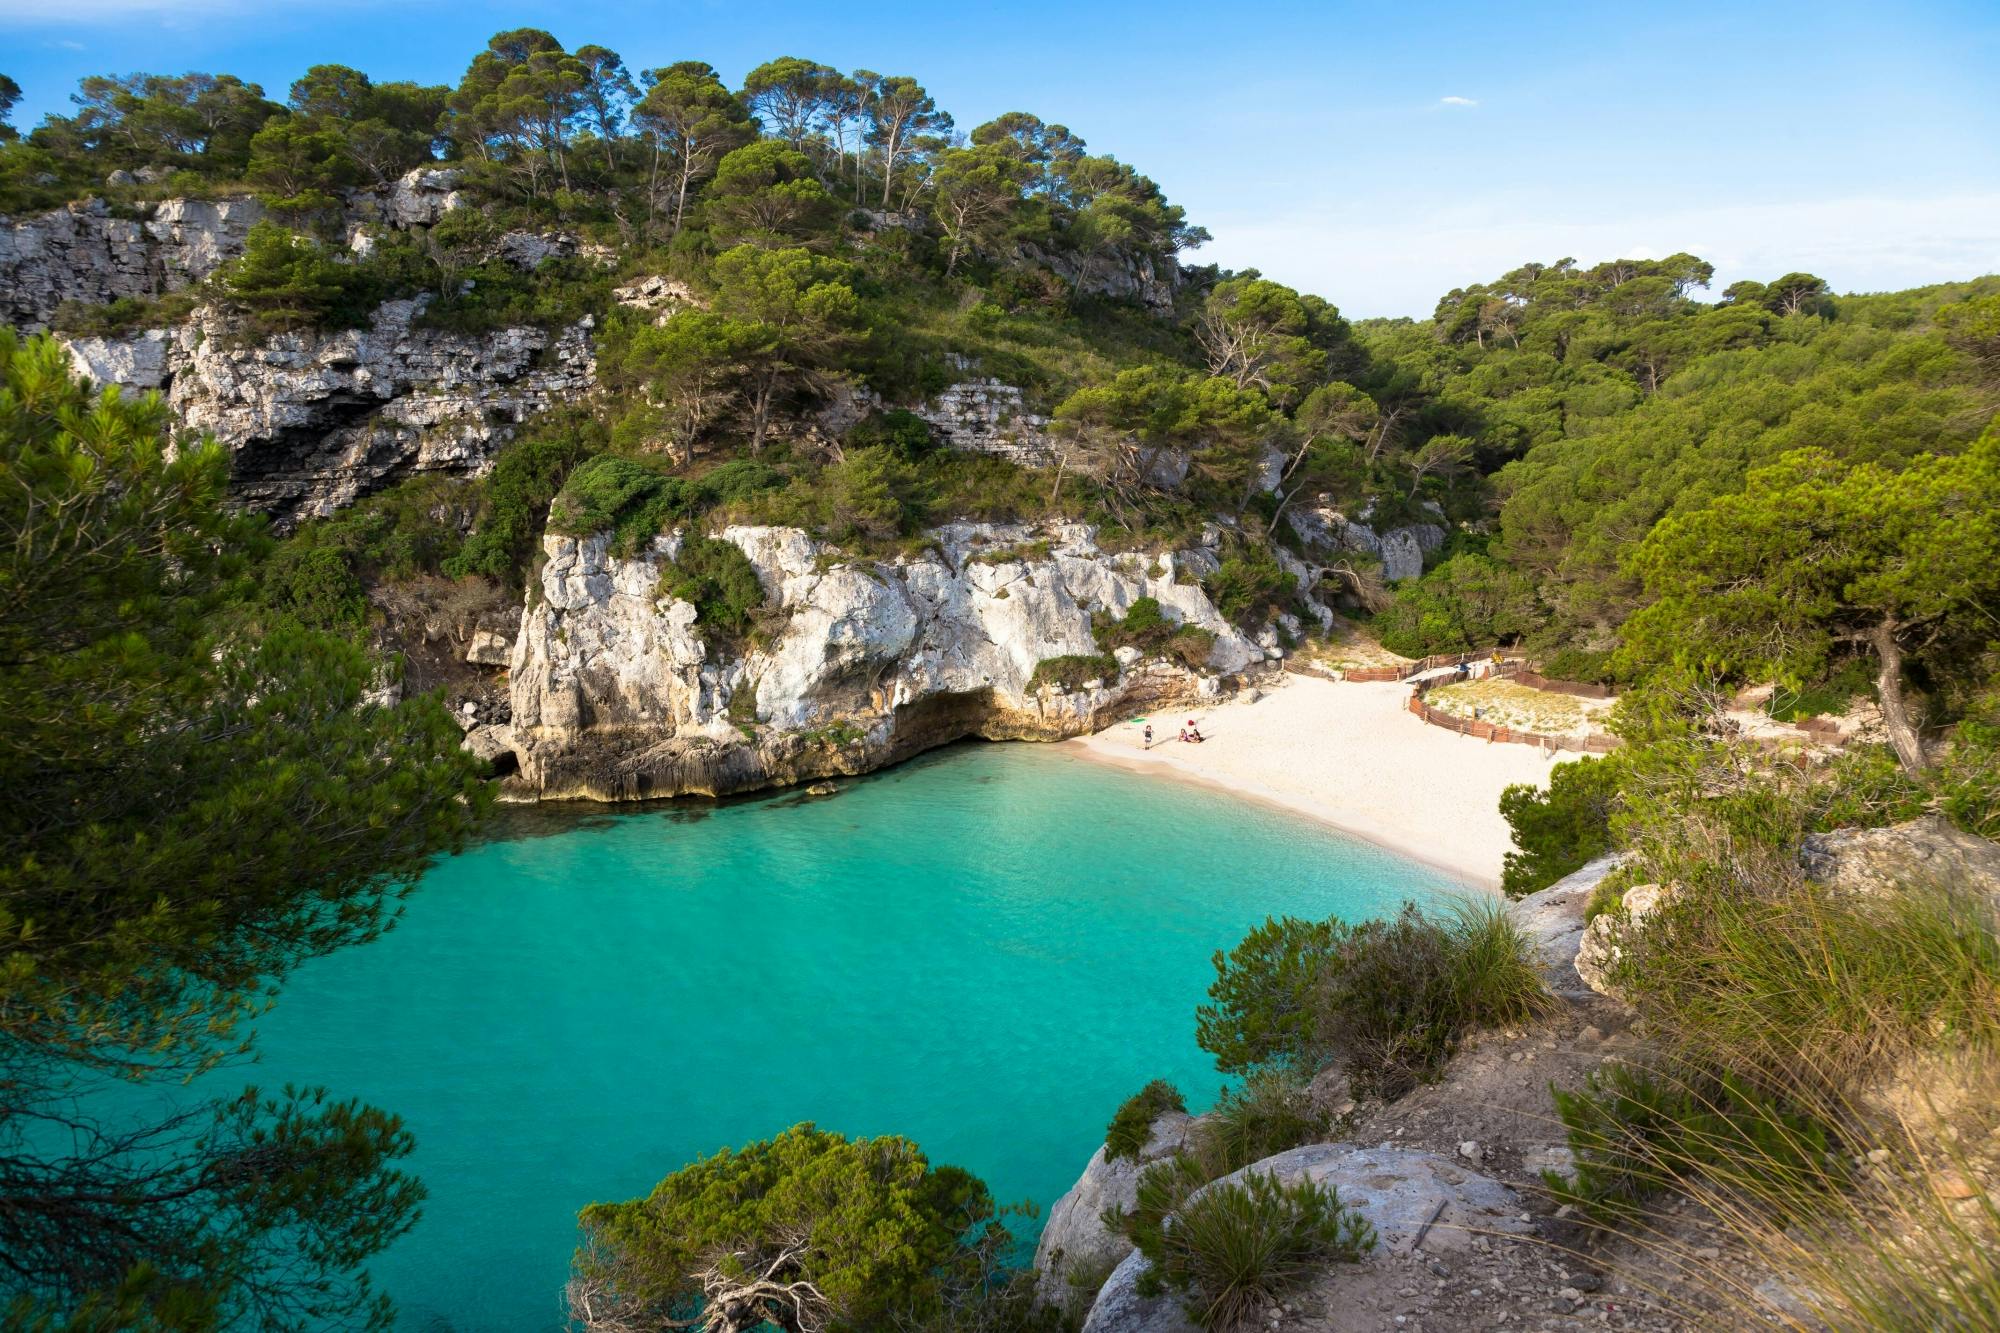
[188,741,1467,1329]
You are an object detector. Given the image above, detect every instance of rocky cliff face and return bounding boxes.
[500,520,1265,801]
[1,196,265,330]
[63,299,595,523]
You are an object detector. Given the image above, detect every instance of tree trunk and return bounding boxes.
[1869,618,1929,774]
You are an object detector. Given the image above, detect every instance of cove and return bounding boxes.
[205,742,1467,1329]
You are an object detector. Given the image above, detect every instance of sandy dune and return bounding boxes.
[1067,674,1576,890]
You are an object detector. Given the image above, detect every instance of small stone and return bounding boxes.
[1567,1270,1603,1292]
[1866,1147,1892,1164]
[1693,1246,1721,1260]
[1578,1025,1605,1044]
[1560,1287,1583,1301]
[1551,1298,1577,1314]
[1458,1140,1484,1163]
[1933,1170,1979,1200]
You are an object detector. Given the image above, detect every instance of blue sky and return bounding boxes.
[5,0,1997,317]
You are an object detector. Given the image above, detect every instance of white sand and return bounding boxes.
[1066,675,1576,890]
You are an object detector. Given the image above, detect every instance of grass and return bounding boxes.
[1105,1079,1186,1163]
[1425,677,1595,734]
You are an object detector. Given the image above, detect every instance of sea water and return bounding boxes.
[172,741,1466,1329]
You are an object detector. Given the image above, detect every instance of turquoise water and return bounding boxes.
[181,742,1464,1329]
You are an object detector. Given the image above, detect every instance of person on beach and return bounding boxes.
[1142,723,1153,749]
[1183,719,1205,743]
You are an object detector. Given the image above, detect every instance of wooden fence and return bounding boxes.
[1405,678,1623,753]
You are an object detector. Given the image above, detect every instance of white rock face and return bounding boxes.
[1573,882,1670,1002]
[1287,505,1447,583]
[508,521,1262,799]
[62,298,595,521]
[2,196,264,329]
[1080,1144,1531,1333]
[1507,854,1626,1001]
[382,168,464,228]
[917,379,1056,467]
[1034,1111,1204,1313]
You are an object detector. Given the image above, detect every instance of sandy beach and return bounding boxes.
[1067,674,1576,890]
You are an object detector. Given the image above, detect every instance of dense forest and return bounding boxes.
[3,28,2000,1332]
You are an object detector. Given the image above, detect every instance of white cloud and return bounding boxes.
[45,38,87,49]
[4,0,255,22]
[1439,96,1478,107]
[1197,191,2000,318]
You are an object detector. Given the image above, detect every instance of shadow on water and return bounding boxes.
[464,739,1013,848]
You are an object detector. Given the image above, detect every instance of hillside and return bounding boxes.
[4,29,2000,1333]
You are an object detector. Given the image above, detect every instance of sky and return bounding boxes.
[4,0,1997,318]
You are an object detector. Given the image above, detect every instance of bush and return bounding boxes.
[1195,916,1342,1076]
[1497,754,1624,897]
[657,536,765,640]
[1198,902,1549,1100]
[1030,654,1118,692]
[1374,554,1542,658]
[446,419,604,584]
[1105,1079,1187,1163]
[572,1124,1018,1333]
[1206,1072,1327,1174]
[218,221,380,335]
[1546,1064,1839,1223]
[1165,624,1218,670]
[1205,547,1295,630]
[1135,1172,1374,1330]
[846,408,940,462]
[261,544,367,631]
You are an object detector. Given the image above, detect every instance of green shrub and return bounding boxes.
[572,1124,1019,1333]
[1206,1072,1327,1174]
[1198,902,1549,1100]
[218,221,381,335]
[1546,1064,1840,1223]
[1165,624,1218,670]
[546,454,720,555]
[1195,916,1342,1076]
[846,408,940,461]
[1105,1079,1187,1163]
[658,536,765,639]
[1497,754,1625,897]
[1135,1172,1374,1330]
[1374,554,1542,658]
[446,418,604,584]
[50,292,200,339]
[1535,646,1616,684]
[1105,1152,1210,1259]
[1205,547,1295,630]
[1030,654,1118,692]
[261,544,367,631]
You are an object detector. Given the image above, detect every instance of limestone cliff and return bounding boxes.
[1,196,265,330]
[500,520,1267,801]
[63,299,595,523]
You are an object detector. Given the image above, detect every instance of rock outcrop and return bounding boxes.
[1799,815,2000,898]
[1016,241,1181,314]
[1508,854,1625,1001]
[64,298,596,522]
[1078,1144,1531,1333]
[1286,504,1448,583]
[2,196,264,329]
[1034,1110,1205,1314]
[505,520,1263,801]
[1573,882,1669,1002]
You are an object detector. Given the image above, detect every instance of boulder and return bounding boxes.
[466,628,514,667]
[1080,1144,1531,1333]
[460,723,516,767]
[1573,883,1669,1002]
[383,167,463,227]
[1033,1111,1202,1312]
[1507,854,1625,1000]
[1799,816,2000,898]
